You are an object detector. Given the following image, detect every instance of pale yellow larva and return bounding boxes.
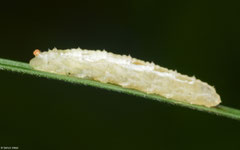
[29,48,221,107]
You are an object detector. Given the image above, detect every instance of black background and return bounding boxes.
[0,0,240,149]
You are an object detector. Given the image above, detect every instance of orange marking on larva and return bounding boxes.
[33,49,41,56]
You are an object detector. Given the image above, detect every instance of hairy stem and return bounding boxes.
[1,58,240,120]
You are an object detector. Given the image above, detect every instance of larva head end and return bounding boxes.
[33,49,41,56]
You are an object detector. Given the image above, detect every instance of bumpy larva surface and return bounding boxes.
[29,48,221,107]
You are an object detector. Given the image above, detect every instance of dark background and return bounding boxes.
[0,0,240,149]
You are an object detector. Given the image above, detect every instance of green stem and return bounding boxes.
[1,58,240,120]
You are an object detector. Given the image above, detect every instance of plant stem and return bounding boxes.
[1,58,240,120]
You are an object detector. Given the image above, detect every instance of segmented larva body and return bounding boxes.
[29,48,221,107]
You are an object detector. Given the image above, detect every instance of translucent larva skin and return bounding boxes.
[29,48,221,107]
